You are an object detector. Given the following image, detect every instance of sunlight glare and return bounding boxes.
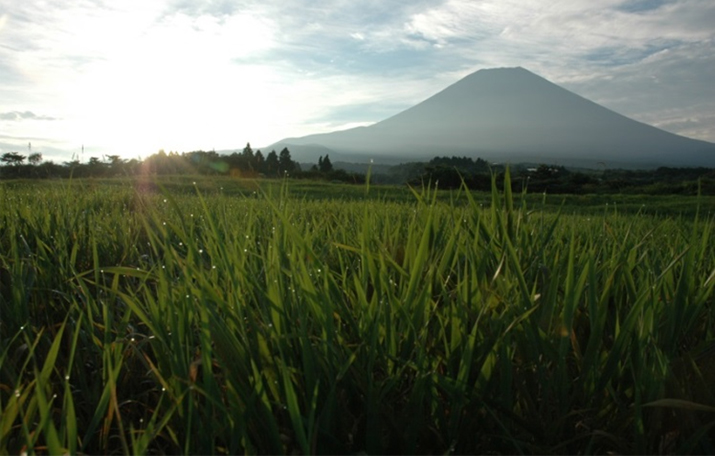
[61,11,282,158]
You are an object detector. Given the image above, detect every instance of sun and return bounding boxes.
[59,10,284,159]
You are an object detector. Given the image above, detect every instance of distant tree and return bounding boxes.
[429,156,488,173]
[318,154,333,173]
[28,152,43,166]
[242,142,254,159]
[1,152,26,166]
[226,151,242,172]
[37,160,64,178]
[265,150,279,176]
[106,155,125,175]
[278,147,296,174]
[254,150,265,172]
[533,164,561,180]
[107,154,123,166]
[125,158,141,175]
[87,156,107,177]
[144,149,175,174]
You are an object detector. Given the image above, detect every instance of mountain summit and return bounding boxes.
[267,67,715,168]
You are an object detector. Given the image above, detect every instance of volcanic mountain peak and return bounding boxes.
[266,67,715,168]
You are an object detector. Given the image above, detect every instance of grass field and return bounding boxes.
[2,174,715,454]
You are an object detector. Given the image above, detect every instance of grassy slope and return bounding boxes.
[1,175,715,454]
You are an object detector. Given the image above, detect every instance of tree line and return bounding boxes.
[0,145,353,181]
[401,156,715,195]
[3,148,714,194]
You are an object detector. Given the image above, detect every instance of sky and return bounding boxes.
[1,0,714,163]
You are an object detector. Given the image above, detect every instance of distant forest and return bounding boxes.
[397,157,715,195]
[0,144,359,182]
[2,146,715,195]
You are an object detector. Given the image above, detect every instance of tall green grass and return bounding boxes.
[1,175,715,454]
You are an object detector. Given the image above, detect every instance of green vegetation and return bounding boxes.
[4,149,715,195]
[394,156,715,195]
[0,146,366,184]
[2,174,715,454]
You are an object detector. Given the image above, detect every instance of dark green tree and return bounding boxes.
[319,154,333,173]
[242,142,253,158]
[265,150,279,176]
[242,142,254,169]
[1,152,25,166]
[28,152,43,166]
[106,155,125,175]
[255,150,265,173]
[87,157,106,177]
[278,147,296,175]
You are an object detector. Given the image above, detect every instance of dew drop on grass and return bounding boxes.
[14,389,20,398]
[65,375,70,381]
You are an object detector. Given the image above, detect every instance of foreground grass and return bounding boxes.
[1,174,715,454]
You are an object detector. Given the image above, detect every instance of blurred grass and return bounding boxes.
[1,174,715,454]
[2,175,713,216]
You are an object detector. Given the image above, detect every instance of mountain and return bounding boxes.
[264,67,715,169]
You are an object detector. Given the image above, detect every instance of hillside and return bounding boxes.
[264,67,715,169]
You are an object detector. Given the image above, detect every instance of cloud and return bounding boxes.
[347,0,715,142]
[1,0,713,160]
[557,38,715,142]
[0,111,58,121]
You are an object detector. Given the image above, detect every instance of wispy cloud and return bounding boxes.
[0,111,58,121]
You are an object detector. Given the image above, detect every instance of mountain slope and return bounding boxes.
[266,67,715,168]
